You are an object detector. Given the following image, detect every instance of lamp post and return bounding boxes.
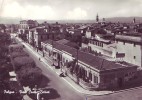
[76,46,79,84]
[52,33,54,66]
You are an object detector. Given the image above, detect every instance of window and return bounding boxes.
[100,43,102,47]
[96,42,98,46]
[98,42,100,46]
[85,70,87,77]
[93,41,95,44]
[134,56,136,59]
[66,60,68,63]
[94,75,98,83]
[123,42,125,45]
[99,43,101,47]
[89,72,92,81]
[98,42,99,46]
[92,41,94,44]
[134,43,136,47]
[93,41,95,45]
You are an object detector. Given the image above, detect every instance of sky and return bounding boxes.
[0,0,142,20]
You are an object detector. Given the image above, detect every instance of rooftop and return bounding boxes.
[115,35,142,43]
[56,39,69,44]
[42,40,137,71]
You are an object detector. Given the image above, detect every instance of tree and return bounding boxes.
[13,56,35,72]
[0,64,10,81]
[70,34,82,46]
[0,46,9,59]
[17,67,42,88]
[0,32,11,45]
[82,37,89,44]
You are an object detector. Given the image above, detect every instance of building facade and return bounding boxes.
[18,20,38,35]
[88,38,117,58]
[28,27,49,49]
[115,35,142,69]
[41,40,138,90]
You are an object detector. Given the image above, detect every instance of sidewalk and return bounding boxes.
[16,37,114,96]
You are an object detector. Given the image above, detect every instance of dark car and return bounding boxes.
[59,72,65,77]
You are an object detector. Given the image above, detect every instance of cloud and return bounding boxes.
[1,2,24,18]
[66,8,88,20]
[8,0,49,6]
[1,1,56,20]
[1,0,142,20]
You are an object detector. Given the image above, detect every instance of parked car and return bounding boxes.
[59,72,65,77]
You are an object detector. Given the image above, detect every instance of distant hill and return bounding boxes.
[105,17,142,23]
[0,17,142,24]
[0,17,20,24]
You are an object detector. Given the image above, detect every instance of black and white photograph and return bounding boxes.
[0,0,142,100]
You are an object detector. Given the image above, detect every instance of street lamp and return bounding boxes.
[51,33,54,66]
[60,52,63,72]
[76,46,79,84]
[42,50,44,57]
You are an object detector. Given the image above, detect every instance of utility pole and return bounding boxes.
[76,46,79,84]
[52,32,54,66]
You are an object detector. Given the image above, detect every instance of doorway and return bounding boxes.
[118,78,123,88]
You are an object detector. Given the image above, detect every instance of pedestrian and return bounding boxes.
[39,57,41,61]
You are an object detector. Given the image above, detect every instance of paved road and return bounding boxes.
[87,87,142,100]
[22,43,87,100]
[15,37,142,100]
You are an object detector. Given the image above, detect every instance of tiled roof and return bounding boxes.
[77,51,137,71]
[56,39,69,44]
[115,35,142,43]
[42,40,137,71]
[89,38,111,44]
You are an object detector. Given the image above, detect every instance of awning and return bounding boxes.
[46,45,52,51]
[62,53,74,61]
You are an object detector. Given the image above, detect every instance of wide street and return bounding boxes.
[19,41,87,100]
[88,87,142,100]
[15,37,142,100]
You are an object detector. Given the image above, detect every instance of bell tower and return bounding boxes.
[96,13,99,23]
[133,17,136,23]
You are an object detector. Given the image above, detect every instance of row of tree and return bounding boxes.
[9,43,42,88]
[66,60,90,82]
[0,32,18,100]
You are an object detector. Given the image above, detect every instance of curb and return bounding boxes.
[16,37,115,96]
